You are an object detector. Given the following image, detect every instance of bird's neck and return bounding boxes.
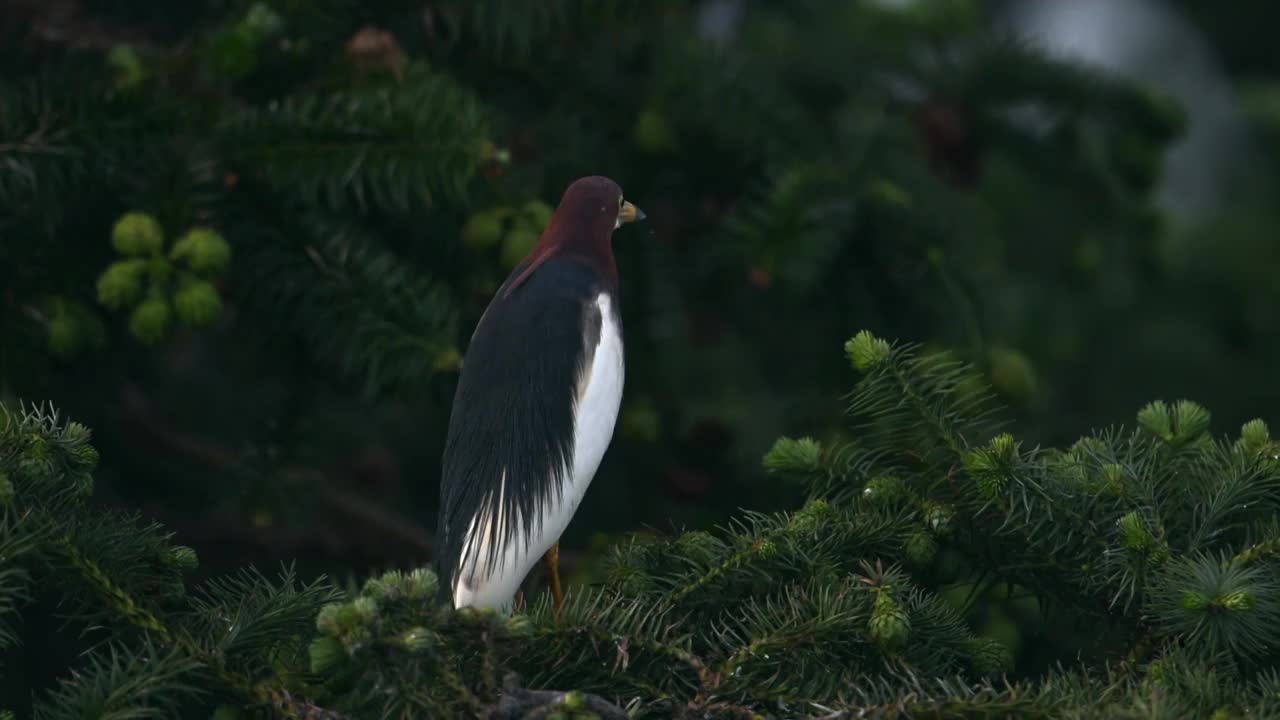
[504,227,617,298]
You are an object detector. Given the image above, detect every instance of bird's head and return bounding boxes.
[551,175,646,241]
[502,176,645,296]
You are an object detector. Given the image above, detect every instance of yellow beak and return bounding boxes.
[618,200,646,224]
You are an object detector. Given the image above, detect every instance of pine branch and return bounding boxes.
[712,579,877,704]
[222,62,491,214]
[231,209,459,397]
[0,78,93,219]
[842,338,1000,490]
[1231,535,1280,568]
[431,0,649,63]
[604,500,908,628]
[516,587,708,698]
[32,640,207,720]
[1182,439,1280,552]
[54,537,173,641]
[0,510,39,655]
[814,681,1053,719]
[1146,551,1280,662]
[489,673,629,720]
[12,335,1280,716]
[718,164,858,294]
[188,564,343,681]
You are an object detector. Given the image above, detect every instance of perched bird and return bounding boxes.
[437,176,645,615]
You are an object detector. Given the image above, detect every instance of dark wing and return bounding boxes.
[436,256,607,595]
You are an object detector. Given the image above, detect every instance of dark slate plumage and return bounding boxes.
[435,176,640,612]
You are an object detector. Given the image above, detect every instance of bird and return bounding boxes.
[436,175,645,615]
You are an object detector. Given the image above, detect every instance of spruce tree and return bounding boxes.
[0,2,1195,554]
[4,1,1280,718]
[5,332,1280,717]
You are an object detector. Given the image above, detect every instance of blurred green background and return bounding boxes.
[2,0,1280,689]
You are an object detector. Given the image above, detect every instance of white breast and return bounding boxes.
[452,292,624,612]
[565,293,626,517]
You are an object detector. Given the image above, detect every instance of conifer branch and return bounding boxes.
[1230,536,1280,568]
[12,324,1280,715]
[431,0,649,63]
[55,537,173,641]
[490,673,629,720]
[31,641,207,720]
[3,0,1271,715]
[0,79,92,211]
[230,209,459,397]
[0,512,38,654]
[222,62,491,214]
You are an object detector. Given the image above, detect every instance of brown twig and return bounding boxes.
[488,673,629,720]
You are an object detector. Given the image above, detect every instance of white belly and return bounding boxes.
[453,293,624,612]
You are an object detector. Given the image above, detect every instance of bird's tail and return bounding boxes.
[433,527,457,609]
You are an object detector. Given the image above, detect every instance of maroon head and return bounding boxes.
[505,176,645,294]
[548,176,645,241]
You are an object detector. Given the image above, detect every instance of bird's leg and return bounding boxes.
[513,590,525,614]
[543,542,563,616]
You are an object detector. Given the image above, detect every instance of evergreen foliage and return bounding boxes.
[6,333,1280,718]
[0,0,1219,513]
[4,1,1280,717]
